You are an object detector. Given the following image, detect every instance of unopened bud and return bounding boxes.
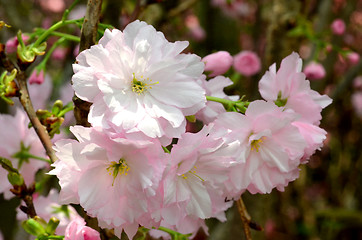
[22,218,46,237]
[7,172,24,186]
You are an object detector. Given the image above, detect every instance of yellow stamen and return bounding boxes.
[106,158,130,186]
[132,73,159,95]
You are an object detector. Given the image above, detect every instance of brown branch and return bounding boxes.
[11,183,37,218]
[73,0,103,126]
[236,196,252,240]
[0,45,57,164]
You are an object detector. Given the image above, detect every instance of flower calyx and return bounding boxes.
[0,69,19,105]
[34,100,74,138]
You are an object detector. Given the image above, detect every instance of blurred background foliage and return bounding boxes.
[0,0,361,239]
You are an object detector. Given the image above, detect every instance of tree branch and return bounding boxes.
[237,197,252,240]
[0,44,57,164]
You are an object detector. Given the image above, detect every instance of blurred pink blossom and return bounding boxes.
[303,62,326,80]
[64,217,100,240]
[0,109,48,199]
[347,52,360,65]
[331,18,346,35]
[39,0,65,13]
[351,92,362,118]
[353,76,362,90]
[52,47,67,61]
[202,51,233,77]
[233,50,261,76]
[185,15,206,42]
[5,35,29,54]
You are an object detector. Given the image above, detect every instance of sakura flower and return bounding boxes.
[49,126,168,239]
[162,124,235,221]
[233,50,261,76]
[331,18,346,35]
[0,109,48,199]
[202,51,233,77]
[17,189,80,235]
[259,52,332,124]
[72,20,205,141]
[196,75,238,124]
[292,121,327,161]
[303,62,326,80]
[214,100,307,195]
[64,217,100,240]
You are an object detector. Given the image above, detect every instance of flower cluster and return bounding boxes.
[50,20,331,239]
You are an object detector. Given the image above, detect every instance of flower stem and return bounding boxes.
[32,19,81,49]
[237,196,252,240]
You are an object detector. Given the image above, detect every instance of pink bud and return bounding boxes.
[29,70,45,85]
[303,62,326,80]
[65,218,100,240]
[5,35,30,54]
[331,19,346,35]
[233,50,261,76]
[203,51,233,77]
[347,52,360,65]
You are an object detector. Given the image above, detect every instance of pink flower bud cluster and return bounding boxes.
[50,20,331,239]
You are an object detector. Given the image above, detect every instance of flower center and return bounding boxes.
[106,158,130,186]
[274,91,288,107]
[180,166,204,182]
[250,137,266,152]
[132,73,159,95]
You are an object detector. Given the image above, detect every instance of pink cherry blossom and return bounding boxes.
[0,109,48,199]
[259,52,332,124]
[303,62,326,80]
[64,217,100,240]
[39,0,65,13]
[161,125,234,221]
[213,100,307,195]
[17,189,80,235]
[49,126,168,239]
[233,50,261,76]
[331,18,346,35]
[292,121,327,161]
[29,69,45,85]
[196,75,238,123]
[202,51,233,77]
[72,20,205,141]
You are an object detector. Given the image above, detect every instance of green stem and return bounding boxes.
[33,19,82,48]
[206,95,234,106]
[38,38,65,69]
[18,152,51,164]
[162,146,170,154]
[17,30,26,48]
[62,0,81,21]
[47,31,80,43]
